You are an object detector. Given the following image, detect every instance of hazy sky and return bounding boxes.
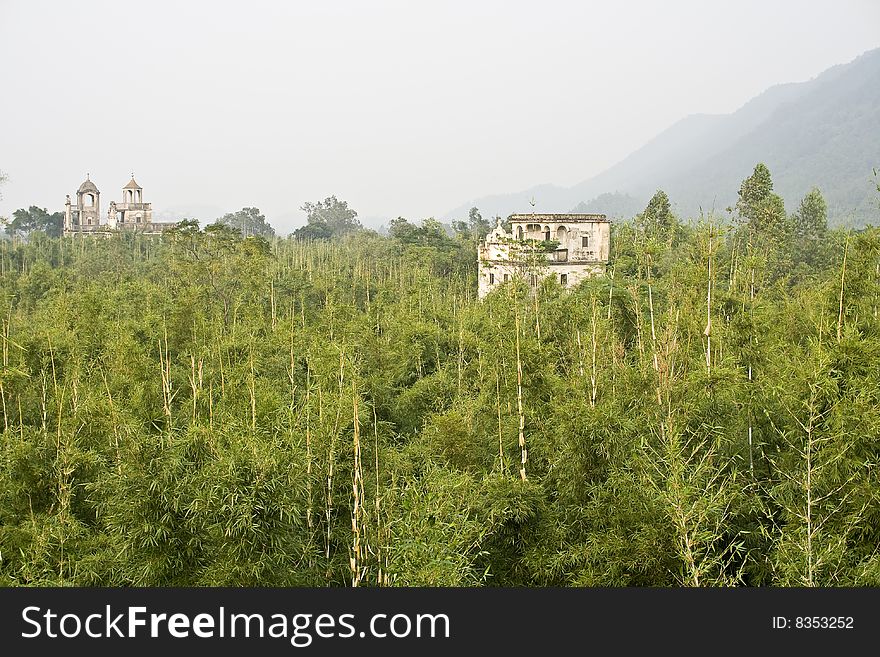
[1,0,878,233]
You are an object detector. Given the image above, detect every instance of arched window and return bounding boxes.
[127,190,133,203]
[543,226,551,241]
[86,193,95,206]
[556,225,567,243]
[516,226,524,240]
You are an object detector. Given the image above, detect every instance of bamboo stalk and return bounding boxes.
[325,348,345,567]
[590,297,599,408]
[495,366,505,473]
[515,304,527,481]
[372,403,384,586]
[647,256,659,375]
[248,345,257,433]
[628,285,645,363]
[270,278,277,330]
[837,236,849,343]
[704,224,714,376]
[350,385,362,587]
[188,355,199,424]
[607,266,614,321]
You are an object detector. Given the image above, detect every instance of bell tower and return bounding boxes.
[75,175,101,229]
[122,175,142,205]
[116,175,152,225]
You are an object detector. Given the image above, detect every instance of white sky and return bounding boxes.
[1,0,878,233]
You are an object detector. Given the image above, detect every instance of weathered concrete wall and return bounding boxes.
[478,214,611,299]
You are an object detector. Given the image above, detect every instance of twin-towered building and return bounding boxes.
[63,175,175,236]
[478,213,611,298]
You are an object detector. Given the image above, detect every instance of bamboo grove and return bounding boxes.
[1,176,880,587]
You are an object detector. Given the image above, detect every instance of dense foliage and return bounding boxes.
[4,206,63,239]
[1,171,879,587]
[292,196,362,241]
[216,207,276,238]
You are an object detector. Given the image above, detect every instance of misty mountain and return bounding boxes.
[447,48,880,226]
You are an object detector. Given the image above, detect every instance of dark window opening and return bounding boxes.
[560,273,568,285]
[503,274,509,282]
[582,236,589,247]
[489,272,495,284]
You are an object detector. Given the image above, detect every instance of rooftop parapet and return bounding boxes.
[507,213,609,223]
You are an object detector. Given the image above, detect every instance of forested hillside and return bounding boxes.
[449,48,880,227]
[1,175,879,587]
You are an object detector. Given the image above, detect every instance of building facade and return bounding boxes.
[64,175,174,236]
[478,213,611,298]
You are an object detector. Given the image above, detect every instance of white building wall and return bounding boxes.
[478,214,610,299]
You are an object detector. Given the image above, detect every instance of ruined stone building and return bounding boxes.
[64,175,175,236]
[478,213,611,298]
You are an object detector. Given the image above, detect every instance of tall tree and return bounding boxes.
[452,207,491,243]
[635,190,675,243]
[735,163,788,236]
[216,207,275,237]
[793,188,828,238]
[293,196,361,240]
[7,206,64,238]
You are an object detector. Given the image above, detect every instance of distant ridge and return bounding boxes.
[446,48,880,226]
